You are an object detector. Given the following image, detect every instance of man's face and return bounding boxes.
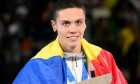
[51,8,86,51]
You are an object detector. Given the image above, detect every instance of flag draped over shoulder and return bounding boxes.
[13,37,127,84]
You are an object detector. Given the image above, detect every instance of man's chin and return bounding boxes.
[68,43,79,48]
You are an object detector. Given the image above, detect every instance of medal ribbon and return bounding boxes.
[65,57,88,83]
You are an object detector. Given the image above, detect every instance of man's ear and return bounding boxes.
[51,20,57,32]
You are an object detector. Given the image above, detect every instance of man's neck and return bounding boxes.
[69,47,81,54]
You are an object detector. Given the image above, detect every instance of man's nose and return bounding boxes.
[69,24,78,33]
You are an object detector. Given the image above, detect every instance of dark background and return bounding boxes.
[0,0,140,84]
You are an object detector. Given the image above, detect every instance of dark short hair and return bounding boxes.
[51,0,86,21]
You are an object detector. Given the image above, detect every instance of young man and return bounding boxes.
[13,0,127,84]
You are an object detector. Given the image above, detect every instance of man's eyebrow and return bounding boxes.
[60,19,85,23]
[60,20,70,23]
[76,19,84,21]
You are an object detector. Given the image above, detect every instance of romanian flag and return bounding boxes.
[13,38,127,84]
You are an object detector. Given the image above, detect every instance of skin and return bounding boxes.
[51,8,86,53]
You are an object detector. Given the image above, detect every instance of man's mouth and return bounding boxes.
[67,36,79,41]
[67,36,78,38]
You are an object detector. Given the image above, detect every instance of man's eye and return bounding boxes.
[76,21,82,25]
[62,22,70,26]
